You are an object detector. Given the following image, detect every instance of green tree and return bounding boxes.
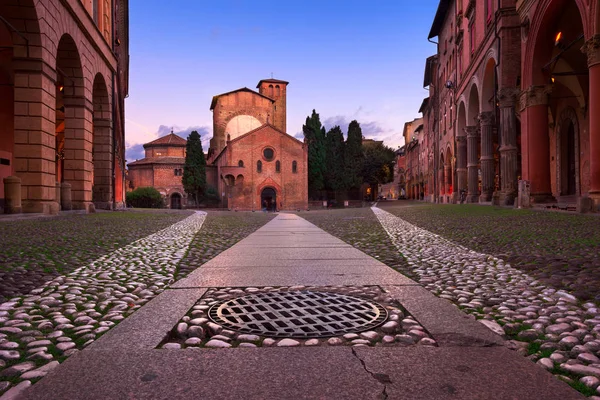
[325,125,346,193]
[362,141,395,186]
[182,130,206,203]
[302,110,326,197]
[344,120,364,190]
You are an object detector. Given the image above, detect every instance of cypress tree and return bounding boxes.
[182,130,206,203]
[302,110,326,197]
[325,126,346,193]
[344,120,364,190]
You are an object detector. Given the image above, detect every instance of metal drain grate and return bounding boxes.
[208,290,388,338]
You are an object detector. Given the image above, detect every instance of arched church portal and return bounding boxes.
[171,193,182,209]
[261,187,276,211]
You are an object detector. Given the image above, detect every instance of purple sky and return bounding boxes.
[125,0,439,161]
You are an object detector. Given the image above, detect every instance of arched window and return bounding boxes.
[276,160,281,172]
[275,85,280,97]
[292,160,297,173]
[268,84,274,97]
[257,160,262,173]
[238,160,244,167]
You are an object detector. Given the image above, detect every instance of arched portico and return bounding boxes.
[466,84,481,203]
[92,73,113,209]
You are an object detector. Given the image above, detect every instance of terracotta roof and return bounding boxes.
[256,78,289,88]
[428,0,450,39]
[210,87,274,110]
[143,133,187,148]
[127,156,185,167]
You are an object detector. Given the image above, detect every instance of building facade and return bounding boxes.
[406,0,600,211]
[127,132,187,209]
[207,79,308,211]
[0,0,129,214]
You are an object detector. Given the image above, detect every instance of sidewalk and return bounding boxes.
[20,213,582,400]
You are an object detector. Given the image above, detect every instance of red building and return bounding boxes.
[207,79,308,211]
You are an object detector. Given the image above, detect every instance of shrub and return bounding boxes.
[126,187,164,208]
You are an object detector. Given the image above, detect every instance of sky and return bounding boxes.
[125,0,439,162]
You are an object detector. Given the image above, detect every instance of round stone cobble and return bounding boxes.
[159,286,435,349]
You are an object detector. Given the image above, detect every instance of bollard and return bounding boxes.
[61,182,72,211]
[55,182,61,211]
[3,176,22,214]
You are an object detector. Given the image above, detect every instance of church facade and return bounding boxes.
[206,79,308,211]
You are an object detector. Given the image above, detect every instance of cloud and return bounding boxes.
[294,131,304,139]
[125,143,145,162]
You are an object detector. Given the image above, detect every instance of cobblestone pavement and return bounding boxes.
[378,201,600,302]
[160,286,435,349]
[373,206,600,397]
[0,212,206,397]
[295,208,414,279]
[0,210,193,303]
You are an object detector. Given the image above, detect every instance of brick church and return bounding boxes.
[206,78,308,211]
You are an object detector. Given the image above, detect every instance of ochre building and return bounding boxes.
[127,132,187,209]
[0,0,129,214]
[207,79,308,211]
[405,0,600,211]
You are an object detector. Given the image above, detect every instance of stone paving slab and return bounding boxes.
[216,246,371,259]
[88,288,207,351]
[171,265,414,287]
[20,348,382,400]
[198,257,388,268]
[386,285,503,347]
[353,346,584,400]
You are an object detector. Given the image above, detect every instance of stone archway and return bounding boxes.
[467,83,481,202]
[92,73,113,209]
[261,187,277,211]
[56,34,90,211]
[556,107,580,197]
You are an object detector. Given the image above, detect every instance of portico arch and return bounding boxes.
[92,73,113,209]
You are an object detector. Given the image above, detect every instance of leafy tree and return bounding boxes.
[325,126,346,193]
[182,130,206,203]
[344,120,364,190]
[302,110,326,197]
[126,187,164,208]
[362,141,395,186]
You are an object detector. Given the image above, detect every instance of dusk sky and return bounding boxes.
[125,0,439,162]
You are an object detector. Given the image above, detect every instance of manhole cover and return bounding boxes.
[208,290,388,338]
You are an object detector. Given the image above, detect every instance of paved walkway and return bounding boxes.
[19,213,582,399]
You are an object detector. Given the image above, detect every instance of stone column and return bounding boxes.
[444,162,452,197]
[63,97,94,211]
[466,126,480,203]
[456,134,467,197]
[478,112,495,202]
[92,117,114,210]
[3,176,22,214]
[582,35,600,209]
[497,88,520,206]
[520,85,554,202]
[12,59,59,214]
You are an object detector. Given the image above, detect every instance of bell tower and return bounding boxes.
[257,78,288,133]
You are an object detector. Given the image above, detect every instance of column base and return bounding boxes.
[530,193,556,204]
[467,195,479,203]
[72,201,96,213]
[479,193,493,203]
[93,201,114,211]
[499,191,517,207]
[21,200,59,215]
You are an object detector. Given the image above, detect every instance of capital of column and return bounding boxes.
[478,111,495,126]
[464,126,479,138]
[456,135,467,144]
[519,84,553,111]
[581,34,600,68]
[497,88,520,108]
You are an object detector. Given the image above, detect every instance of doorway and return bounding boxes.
[261,187,276,211]
[171,193,182,209]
